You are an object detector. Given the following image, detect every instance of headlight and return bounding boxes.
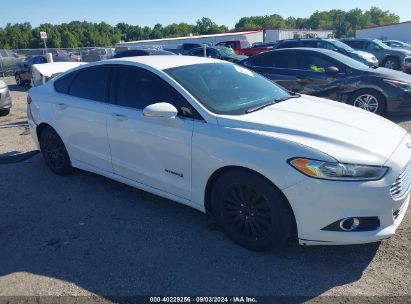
[288,158,388,181]
[383,79,411,91]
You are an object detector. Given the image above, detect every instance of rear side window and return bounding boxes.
[54,71,77,94]
[248,51,296,69]
[68,66,111,102]
[277,41,301,49]
[344,40,364,49]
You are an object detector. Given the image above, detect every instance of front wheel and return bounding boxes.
[349,89,386,116]
[39,126,73,175]
[15,74,22,86]
[211,169,295,251]
[383,57,400,70]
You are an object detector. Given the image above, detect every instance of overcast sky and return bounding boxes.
[3,0,410,28]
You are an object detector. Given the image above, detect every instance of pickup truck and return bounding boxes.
[216,40,272,56]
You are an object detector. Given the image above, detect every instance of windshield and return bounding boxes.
[326,51,370,70]
[216,46,236,57]
[373,40,390,49]
[165,63,291,115]
[332,40,354,52]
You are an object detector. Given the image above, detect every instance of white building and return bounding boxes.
[263,28,334,42]
[356,21,411,42]
[115,30,264,49]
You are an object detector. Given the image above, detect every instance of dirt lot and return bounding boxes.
[0,76,410,302]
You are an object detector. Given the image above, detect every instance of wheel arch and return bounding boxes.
[204,165,297,235]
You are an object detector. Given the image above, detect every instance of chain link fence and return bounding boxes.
[0,47,115,77]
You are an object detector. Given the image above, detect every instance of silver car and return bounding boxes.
[0,80,12,116]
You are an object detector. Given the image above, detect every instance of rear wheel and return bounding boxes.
[39,126,72,175]
[15,74,22,86]
[349,89,386,116]
[383,57,400,70]
[211,169,294,251]
[0,109,10,116]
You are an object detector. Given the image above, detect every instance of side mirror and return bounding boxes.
[143,102,178,119]
[325,66,339,75]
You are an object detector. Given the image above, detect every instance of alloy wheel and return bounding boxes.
[384,59,396,70]
[222,184,273,241]
[43,132,65,170]
[353,94,379,113]
[15,75,21,85]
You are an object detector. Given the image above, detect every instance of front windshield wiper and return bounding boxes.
[246,94,301,114]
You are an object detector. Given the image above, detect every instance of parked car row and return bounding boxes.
[238,47,411,115]
[27,55,411,251]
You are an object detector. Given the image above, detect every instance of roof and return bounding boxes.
[357,20,411,30]
[107,55,223,70]
[116,30,263,46]
[230,28,334,33]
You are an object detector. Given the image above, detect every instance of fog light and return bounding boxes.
[322,217,380,232]
[339,218,360,231]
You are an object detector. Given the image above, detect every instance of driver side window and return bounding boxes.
[111,66,202,120]
[366,42,381,51]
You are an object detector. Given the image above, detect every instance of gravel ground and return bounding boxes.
[0,77,410,302]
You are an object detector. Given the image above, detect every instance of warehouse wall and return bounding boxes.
[356,22,411,42]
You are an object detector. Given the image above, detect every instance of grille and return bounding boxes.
[390,162,411,200]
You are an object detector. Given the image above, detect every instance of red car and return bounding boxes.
[216,40,272,56]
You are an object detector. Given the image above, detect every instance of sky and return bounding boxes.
[2,0,411,29]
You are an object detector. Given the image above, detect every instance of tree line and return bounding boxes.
[0,7,400,50]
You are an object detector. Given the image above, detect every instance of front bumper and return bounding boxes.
[0,86,12,109]
[283,134,411,246]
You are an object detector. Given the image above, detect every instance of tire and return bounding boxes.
[210,169,294,251]
[39,126,73,175]
[0,108,10,116]
[349,89,386,116]
[383,57,400,70]
[15,74,22,86]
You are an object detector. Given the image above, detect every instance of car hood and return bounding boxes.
[351,50,376,59]
[362,66,411,82]
[389,48,411,56]
[216,95,407,165]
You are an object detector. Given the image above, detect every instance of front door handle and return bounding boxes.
[112,113,128,121]
[57,103,67,110]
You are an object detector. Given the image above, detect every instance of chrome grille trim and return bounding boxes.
[390,161,411,200]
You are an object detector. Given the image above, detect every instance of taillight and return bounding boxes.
[27,95,32,105]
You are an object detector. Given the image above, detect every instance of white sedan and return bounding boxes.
[27,56,411,251]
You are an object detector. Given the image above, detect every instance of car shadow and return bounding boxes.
[7,84,30,93]
[0,156,379,300]
[388,114,411,124]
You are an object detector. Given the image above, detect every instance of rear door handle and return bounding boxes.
[112,113,128,121]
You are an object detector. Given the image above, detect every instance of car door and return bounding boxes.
[243,50,301,92]
[107,65,198,200]
[293,50,347,100]
[53,65,113,172]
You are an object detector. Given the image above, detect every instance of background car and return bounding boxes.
[187,46,247,63]
[273,38,378,67]
[15,55,74,86]
[113,49,176,58]
[81,48,114,62]
[0,49,25,75]
[239,47,411,115]
[0,79,12,116]
[216,40,273,56]
[383,40,411,51]
[341,38,411,70]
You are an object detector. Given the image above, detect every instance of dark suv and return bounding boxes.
[274,38,379,67]
[341,38,411,71]
[239,48,411,115]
